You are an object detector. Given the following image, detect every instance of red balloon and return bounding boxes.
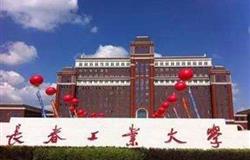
[97,113,105,117]
[45,87,56,95]
[71,98,79,105]
[178,68,193,81]
[29,75,43,87]
[153,112,159,118]
[152,113,156,118]
[158,107,166,114]
[77,108,85,117]
[174,81,187,91]
[161,101,170,109]
[90,112,97,118]
[167,92,177,103]
[69,105,75,113]
[63,94,73,103]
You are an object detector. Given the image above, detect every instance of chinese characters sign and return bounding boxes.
[0,118,249,149]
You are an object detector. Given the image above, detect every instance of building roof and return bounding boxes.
[155,54,210,59]
[76,55,211,60]
[237,109,250,114]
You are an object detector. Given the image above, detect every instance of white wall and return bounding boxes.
[0,118,249,149]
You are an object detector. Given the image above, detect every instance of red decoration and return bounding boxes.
[90,112,97,118]
[152,113,156,118]
[174,81,187,91]
[77,108,85,117]
[158,107,166,115]
[97,112,105,117]
[29,75,43,87]
[45,87,56,96]
[161,101,170,109]
[178,68,193,81]
[63,94,73,103]
[152,112,159,118]
[69,105,75,113]
[167,92,177,103]
[71,98,79,105]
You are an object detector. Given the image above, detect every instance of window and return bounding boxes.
[199,62,202,65]
[79,63,82,66]
[136,108,148,118]
[204,62,208,65]
[187,62,191,65]
[171,62,174,66]
[90,63,93,66]
[121,62,125,66]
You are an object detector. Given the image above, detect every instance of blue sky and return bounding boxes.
[0,0,249,111]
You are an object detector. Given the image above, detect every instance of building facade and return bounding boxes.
[56,36,234,119]
[0,104,43,122]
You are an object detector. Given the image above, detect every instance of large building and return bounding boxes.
[0,104,45,122]
[56,36,234,119]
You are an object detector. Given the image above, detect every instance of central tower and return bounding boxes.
[130,36,155,118]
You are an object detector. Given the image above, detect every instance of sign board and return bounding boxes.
[0,118,249,149]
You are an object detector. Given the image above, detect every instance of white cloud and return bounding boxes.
[232,82,240,110]
[81,45,129,58]
[232,82,239,99]
[0,82,23,103]
[0,0,91,31]
[0,41,37,65]
[0,70,25,86]
[154,52,163,57]
[0,70,55,111]
[90,26,98,33]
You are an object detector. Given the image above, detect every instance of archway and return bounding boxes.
[136,108,148,118]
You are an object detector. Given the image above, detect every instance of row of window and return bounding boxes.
[77,80,130,85]
[77,86,129,90]
[78,68,129,73]
[155,60,211,67]
[75,60,212,68]
[154,80,210,85]
[77,80,210,85]
[76,61,130,67]
[77,74,209,79]
[155,74,209,77]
